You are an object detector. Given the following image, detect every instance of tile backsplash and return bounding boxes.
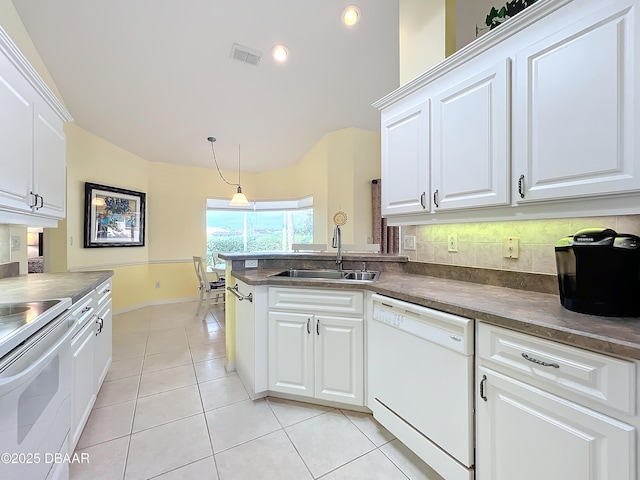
[0,224,9,264]
[401,215,640,275]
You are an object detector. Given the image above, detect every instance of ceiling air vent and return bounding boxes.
[230,43,262,66]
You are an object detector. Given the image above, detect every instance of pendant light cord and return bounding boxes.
[209,140,240,187]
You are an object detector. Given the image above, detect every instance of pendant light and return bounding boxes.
[207,137,250,206]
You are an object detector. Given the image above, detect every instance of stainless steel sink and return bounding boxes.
[268,269,379,282]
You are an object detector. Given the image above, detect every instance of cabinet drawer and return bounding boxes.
[478,323,636,415]
[96,279,112,306]
[268,287,364,315]
[70,291,96,334]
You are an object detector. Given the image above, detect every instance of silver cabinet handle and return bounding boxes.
[316,318,320,335]
[420,192,426,209]
[521,353,559,368]
[433,189,439,208]
[480,374,488,401]
[518,174,525,199]
[307,318,311,334]
[226,285,253,302]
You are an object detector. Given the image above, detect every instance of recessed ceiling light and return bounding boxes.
[341,5,360,26]
[272,44,289,62]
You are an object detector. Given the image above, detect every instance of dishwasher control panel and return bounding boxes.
[372,294,474,355]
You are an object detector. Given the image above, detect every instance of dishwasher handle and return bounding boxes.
[227,284,253,302]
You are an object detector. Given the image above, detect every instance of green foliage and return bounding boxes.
[485,0,538,30]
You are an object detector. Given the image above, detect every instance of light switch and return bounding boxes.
[403,236,416,251]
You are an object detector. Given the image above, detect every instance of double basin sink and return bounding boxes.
[269,268,379,282]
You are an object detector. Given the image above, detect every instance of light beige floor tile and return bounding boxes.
[148,317,187,331]
[138,364,196,397]
[184,321,221,337]
[112,331,149,346]
[125,414,212,480]
[206,399,281,452]
[153,456,219,480]
[142,348,192,373]
[215,430,312,480]
[145,336,190,355]
[199,374,249,411]
[133,385,203,432]
[267,397,333,427]
[70,436,129,480]
[112,318,150,336]
[76,400,135,449]
[149,321,187,341]
[194,357,232,383]
[94,375,140,408]
[321,449,408,480]
[112,342,146,361]
[188,330,225,347]
[105,357,144,382]
[380,439,445,480]
[285,411,376,477]
[341,410,395,447]
[190,341,226,362]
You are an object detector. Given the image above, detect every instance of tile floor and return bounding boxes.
[70,301,442,480]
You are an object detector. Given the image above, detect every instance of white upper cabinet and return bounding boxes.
[432,59,510,210]
[0,27,72,223]
[381,99,430,216]
[0,50,34,213]
[513,0,639,203]
[375,0,640,222]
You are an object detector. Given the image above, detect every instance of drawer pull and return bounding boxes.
[480,375,488,401]
[522,353,559,369]
[307,318,311,334]
[81,307,91,313]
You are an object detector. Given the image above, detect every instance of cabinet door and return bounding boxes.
[94,298,112,389]
[513,0,639,203]
[477,367,636,480]
[32,100,66,218]
[381,100,430,215]
[70,319,97,451]
[268,311,314,398]
[315,315,363,406]
[432,59,510,210]
[0,52,34,213]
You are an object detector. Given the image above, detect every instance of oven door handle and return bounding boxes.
[0,316,75,395]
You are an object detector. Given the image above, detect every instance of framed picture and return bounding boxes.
[84,182,146,248]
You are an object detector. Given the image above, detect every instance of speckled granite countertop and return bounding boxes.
[0,271,114,304]
[232,269,640,361]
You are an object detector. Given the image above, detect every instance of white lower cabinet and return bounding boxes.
[69,280,113,453]
[268,287,364,406]
[476,323,638,480]
[70,296,97,451]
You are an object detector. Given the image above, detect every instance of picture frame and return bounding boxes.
[84,182,146,248]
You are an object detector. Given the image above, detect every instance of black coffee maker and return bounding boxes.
[555,228,640,316]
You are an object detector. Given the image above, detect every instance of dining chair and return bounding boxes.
[193,256,225,313]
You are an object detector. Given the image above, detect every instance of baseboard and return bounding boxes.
[113,296,200,315]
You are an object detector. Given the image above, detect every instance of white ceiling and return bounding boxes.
[12,0,400,172]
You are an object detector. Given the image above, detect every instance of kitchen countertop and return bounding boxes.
[0,271,114,304]
[232,268,640,361]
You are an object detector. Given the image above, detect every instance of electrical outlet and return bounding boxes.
[503,237,520,258]
[10,236,20,251]
[155,281,161,288]
[403,236,416,251]
[448,235,458,253]
[245,259,258,268]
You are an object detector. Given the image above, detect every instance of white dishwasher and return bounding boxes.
[368,294,475,480]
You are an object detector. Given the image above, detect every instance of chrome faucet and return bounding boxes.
[332,225,342,270]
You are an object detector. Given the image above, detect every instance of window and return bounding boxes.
[206,197,313,268]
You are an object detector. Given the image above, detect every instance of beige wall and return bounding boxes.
[399,0,456,85]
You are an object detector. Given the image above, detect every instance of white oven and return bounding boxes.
[0,309,75,480]
[368,294,475,480]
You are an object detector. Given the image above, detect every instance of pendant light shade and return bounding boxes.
[207,137,250,206]
[230,185,249,206]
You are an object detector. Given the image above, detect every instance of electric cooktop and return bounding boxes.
[0,298,72,358]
